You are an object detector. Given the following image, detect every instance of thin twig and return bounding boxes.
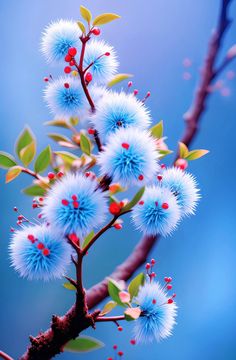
[96,315,126,322]
[0,351,13,360]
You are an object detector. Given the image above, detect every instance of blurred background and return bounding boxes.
[0,0,236,359]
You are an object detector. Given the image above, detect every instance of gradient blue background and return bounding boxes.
[0,1,236,359]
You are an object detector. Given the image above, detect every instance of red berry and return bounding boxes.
[71,194,77,201]
[161,164,166,169]
[69,59,75,66]
[128,81,133,87]
[64,66,71,74]
[105,52,110,56]
[109,202,121,215]
[43,248,50,256]
[119,201,125,208]
[151,258,156,265]
[73,201,79,209]
[118,326,123,332]
[152,299,157,304]
[61,199,69,206]
[164,277,172,283]
[65,54,72,62]
[13,207,18,212]
[85,72,93,83]
[162,202,169,210]
[18,215,23,221]
[44,77,49,82]
[57,171,64,178]
[114,223,122,230]
[130,339,136,345]
[37,243,44,250]
[168,299,174,304]
[88,128,95,135]
[139,200,144,205]
[28,234,35,243]
[68,47,77,57]
[107,358,113,360]
[85,172,91,177]
[121,142,130,150]
[48,172,55,180]
[64,83,70,89]
[133,89,138,95]
[175,158,188,170]
[68,233,79,243]
[150,272,156,278]
[92,28,101,36]
[145,263,151,270]
[167,284,172,290]
[118,351,123,356]
[157,175,163,181]
[39,197,44,202]
[32,204,38,209]
[138,174,144,181]
[113,345,118,350]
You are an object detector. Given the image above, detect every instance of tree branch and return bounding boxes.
[0,351,14,360]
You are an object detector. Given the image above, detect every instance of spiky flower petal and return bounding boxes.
[80,85,109,126]
[161,167,200,217]
[98,128,159,186]
[44,76,86,119]
[132,186,180,236]
[42,173,107,237]
[83,40,118,84]
[9,224,71,281]
[41,20,81,63]
[91,91,151,139]
[134,282,177,343]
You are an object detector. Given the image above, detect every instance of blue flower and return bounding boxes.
[132,186,180,236]
[134,282,177,343]
[91,91,151,139]
[41,20,81,63]
[9,224,71,281]
[80,85,108,126]
[161,167,200,217]
[44,76,86,119]
[98,128,159,186]
[42,173,108,237]
[84,40,118,84]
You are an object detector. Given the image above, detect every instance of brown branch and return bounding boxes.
[18,1,234,359]
[96,315,126,322]
[0,351,14,360]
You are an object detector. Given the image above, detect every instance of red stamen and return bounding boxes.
[43,248,50,256]
[61,199,69,206]
[138,174,144,181]
[162,202,169,210]
[37,243,44,250]
[122,142,130,150]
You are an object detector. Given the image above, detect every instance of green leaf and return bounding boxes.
[70,117,79,126]
[16,127,35,158]
[100,301,117,316]
[23,184,46,196]
[63,282,76,291]
[124,307,141,321]
[107,278,125,306]
[158,149,173,158]
[186,149,209,160]
[121,187,145,213]
[80,5,92,23]
[34,146,51,173]
[20,141,36,167]
[151,120,163,139]
[77,21,86,34]
[44,119,70,129]
[179,142,189,158]
[82,230,95,249]
[93,13,120,26]
[65,336,104,353]
[128,273,145,300]
[54,151,79,166]
[48,133,72,143]
[6,166,22,183]
[0,151,17,169]
[107,73,133,88]
[80,133,91,156]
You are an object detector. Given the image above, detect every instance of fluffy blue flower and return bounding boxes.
[98,128,159,186]
[44,76,86,119]
[132,186,180,236]
[161,167,200,217]
[80,85,109,126]
[42,173,108,237]
[9,224,71,281]
[134,282,177,343]
[91,91,151,139]
[84,40,118,84]
[41,20,81,63]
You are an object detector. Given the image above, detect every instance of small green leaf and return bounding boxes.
[80,133,91,156]
[6,166,22,183]
[82,230,95,249]
[54,151,79,166]
[44,120,70,129]
[20,141,36,167]
[158,149,173,158]
[77,21,86,34]
[151,120,163,139]
[107,278,125,307]
[100,301,117,316]
[70,117,79,126]
[107,73,133,88]
[124,307,141,321]
[93,13,120,26]
[0,151,17,169]
[121,187,145,213]
[48,133,72,143]
[186,149,209,160]
[63,282,76,291]
[34,146,51,173]
[65,336,104,353]
[16,127,34,158]
[80,5,92,23]
[23,184,46,196]
[179,142,189,158]
[128,272,145,300]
